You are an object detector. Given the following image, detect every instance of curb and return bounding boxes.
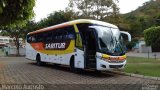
[111,71,160,81]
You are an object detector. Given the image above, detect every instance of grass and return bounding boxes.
[127,57,160,63]
[123,57,160,77]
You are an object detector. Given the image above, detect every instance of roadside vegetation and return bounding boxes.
[144,26,160,52]
[124,57,160,77]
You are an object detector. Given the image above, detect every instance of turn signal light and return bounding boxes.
[102,54,110,59]
[102,54,126,61]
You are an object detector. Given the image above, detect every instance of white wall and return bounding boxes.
[6,47,25,56]
[139,44,152,53]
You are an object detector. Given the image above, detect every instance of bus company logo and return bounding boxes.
[45,42,66,50]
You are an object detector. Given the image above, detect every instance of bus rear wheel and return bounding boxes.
[36,55,46,66]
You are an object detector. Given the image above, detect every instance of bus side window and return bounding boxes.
[27,35,36,43]
[62,31,68,40]
[68,33,75,39]
[56,31,62,41]
[27,35,31,42]
[54,33,58,41]
[66,26,75,40]
[52,32,56,41]
[37,33,43,42]
[45,31,53,42]
[53,29,58,41]
[58,31,63,40]
[31,35,36,42]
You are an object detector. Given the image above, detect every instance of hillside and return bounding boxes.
[120,0,160,37]
[127,0,160,16]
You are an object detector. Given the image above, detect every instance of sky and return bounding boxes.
[33,0,150,22]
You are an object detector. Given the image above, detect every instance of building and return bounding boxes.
[0,36,23,48]
[133,37,152,53]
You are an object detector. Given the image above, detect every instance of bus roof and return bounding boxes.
[28,19,118,35]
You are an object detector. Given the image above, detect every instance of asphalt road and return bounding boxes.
[0,57,160,90]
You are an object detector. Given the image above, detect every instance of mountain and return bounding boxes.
[120,0,160,37]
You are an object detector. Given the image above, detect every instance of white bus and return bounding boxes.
[26,19,131,71]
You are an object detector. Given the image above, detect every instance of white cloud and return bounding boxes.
[118,0,150,14]
[33,0,69,22]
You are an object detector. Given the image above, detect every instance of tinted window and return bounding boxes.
[56,30,63,40]
[27,25,75,43]
[37,33,44,42]
[64,25,75,40]
[52,25,75,41]
[27,34,37,43]
[45,31,53,42]
[27,35,31,42]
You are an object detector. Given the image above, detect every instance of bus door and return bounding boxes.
[85,30,97,69]
[74,33,85,69]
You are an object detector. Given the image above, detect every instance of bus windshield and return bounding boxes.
[89,25,126,56]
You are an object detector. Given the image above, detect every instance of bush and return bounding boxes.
[144,26,160,52]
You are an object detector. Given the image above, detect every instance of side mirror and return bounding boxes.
[120,31,131,42]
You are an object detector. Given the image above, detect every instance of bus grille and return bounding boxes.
[108,60,125,63]
[109,65,123,68]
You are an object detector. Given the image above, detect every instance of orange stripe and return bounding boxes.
[31,42,45,50]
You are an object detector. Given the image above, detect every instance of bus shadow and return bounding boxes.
[28,62,116,78]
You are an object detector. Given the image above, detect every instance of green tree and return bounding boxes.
[1,27,25,55]
[0,0,35,28]
[22,21,38,38]
[0,0,35,55]
[144,26,160,52]
[68,0,120,24]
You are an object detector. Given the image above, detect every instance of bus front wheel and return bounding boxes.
[70,56,82,73]
[70,56,77,72]
[70,60,75,71]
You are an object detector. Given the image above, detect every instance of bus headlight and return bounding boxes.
[102,54,126,63]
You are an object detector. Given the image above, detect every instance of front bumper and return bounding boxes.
[96,59,126,71]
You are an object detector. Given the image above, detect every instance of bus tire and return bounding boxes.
[70,56,76,72]
[70,56,83,73]
[36,54,46,66]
